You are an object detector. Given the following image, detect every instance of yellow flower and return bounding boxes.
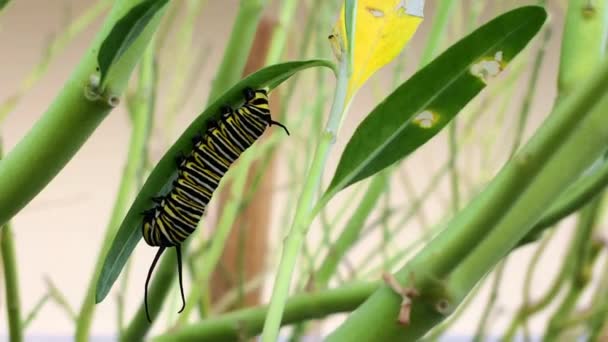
[331,0,424,100]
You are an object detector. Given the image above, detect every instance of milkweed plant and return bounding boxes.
[1,0,608,341]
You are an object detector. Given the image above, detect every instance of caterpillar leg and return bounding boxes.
[141,208,155,217]
[175,152,186,167]
[206,119,219,133]
[191,132,203,147]
[219,105,232,118]
[145,246,166,323]
[176,244,186,313]
[151,196,164,205]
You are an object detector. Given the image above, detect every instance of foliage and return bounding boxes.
[1,1,608,341]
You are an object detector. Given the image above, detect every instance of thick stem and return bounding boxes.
[1,224,22,342]
[261,61,350,342]
[558,0,608,96]
[518,145,608,247]
[153,282,377,342]
[0,0,166,228]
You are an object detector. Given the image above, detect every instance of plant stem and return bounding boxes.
[588,256,608,340]
[314,172,388,288]
[21,293,50,330]
[1,224,22,342]
[0,0,112,125]
[207,0,268,103]
[74,36,157,342]
[153,282,377,342]
[0,0,166,228]
[161,0,207,142]
[472,261,506,342]
[558,0,608,96]
[45,277,77,322]
[419,0,456,67]
[261,60,350,342]
[264,0,297,65]
[543,197,603,340]
[509,24,552,156]
[519,154,608,246]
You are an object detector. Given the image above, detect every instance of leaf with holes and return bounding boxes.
[95,59,336,303]
[97,0,168,86]
[325,6,547,196]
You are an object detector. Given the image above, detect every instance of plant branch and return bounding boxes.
[261,60,350,342]
[1,224,22,342]
[153,282,377,342]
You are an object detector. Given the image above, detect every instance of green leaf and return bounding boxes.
[95,59,335,303]
[325,6,547,195]
[97,0,168,86]
[0,0,10,11]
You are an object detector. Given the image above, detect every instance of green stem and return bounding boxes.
[502,233,563,341]
[472,261,506,342]
[1,224,22,342]
[449,81,608,309]
[588,256,608,340]
[510,25,552,156]
[74,36,156,342]
[21,293,50,330]
[0,0,166,228]
[207,0,268,103]
[0,0,112,125]
[314,172,388,288]
[261,60,350,342]
[543,198,603,340]
[161,0,207,143]
[519,154,608,246]
[153,282,377,342]
[419,0,456,67]
[558,0,608,96]
[264,0,297,65]
[44,277,76,322]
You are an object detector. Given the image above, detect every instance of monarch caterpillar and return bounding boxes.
[141,87,289,322]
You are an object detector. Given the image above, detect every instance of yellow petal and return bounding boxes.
[331,0,424,100]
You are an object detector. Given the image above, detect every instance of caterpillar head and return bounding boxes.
[142,208,158,246]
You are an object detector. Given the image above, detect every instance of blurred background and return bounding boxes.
[3,0,605,340]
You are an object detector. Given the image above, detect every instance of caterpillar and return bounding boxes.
[141,87,289,322]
